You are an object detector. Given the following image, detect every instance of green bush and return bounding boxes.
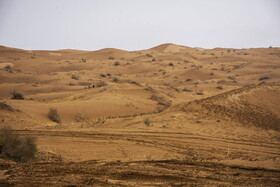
[0,125,37,162]
[48,108,61,123]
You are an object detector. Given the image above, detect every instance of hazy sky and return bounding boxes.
[0,0,279,51]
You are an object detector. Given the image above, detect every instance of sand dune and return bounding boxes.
[0,44,279,186]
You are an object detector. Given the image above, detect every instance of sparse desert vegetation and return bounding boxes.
[1,0,279,184]
[0,44,279,186]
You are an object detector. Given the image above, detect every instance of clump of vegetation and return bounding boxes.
[4,65,11,69]
[146,53,153,58]
[100,74,106,78]
[71,74,79,80]
[150,94,171,107]
[144,118,151,126]
[114,61,120,66]
[0,102,14,112]
[196,92,204,95]
[163,82,170,86]
[68,82,75,86]
[259,76,270,81]
[48,108,61,123]
[95,81,107,87]
[11,90,24,100]
[129,80,140,86]
[168,62,174,67]
[112,77,119,83]
[217,79,225,84]
[182,88,193,92]
[82,58,87,62]
[185,149,199,160]
[75,113,87,122]
[108,56,115,60]
[227,76,236,81]
[216,85,223,90]
[78,82,92,86]
[0,125,37,162]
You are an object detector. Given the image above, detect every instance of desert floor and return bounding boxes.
[0,44,279,186]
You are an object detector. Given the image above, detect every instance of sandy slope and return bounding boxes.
[0,44,280,185]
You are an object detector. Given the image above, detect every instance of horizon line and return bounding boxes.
[0,43,278,52]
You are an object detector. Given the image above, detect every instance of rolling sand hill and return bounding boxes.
[0,44,279,186]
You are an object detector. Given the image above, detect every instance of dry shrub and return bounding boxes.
[0,102,14,112]
[95,81,107,87]
[112,77,119,83]
[11,90,24,100]
[216,85,223,90]
[196,92,204,95]
[100,74,106,78]
[168,62,174,67]
[71,74,79,80]
[144,118,151,126]
[114,61,120,66]
[150,94,171,107]
[48,108,61,123]
[4,65,11,69]
[75,113,87,122]
[0,125,37,162]
[129,80,140,86]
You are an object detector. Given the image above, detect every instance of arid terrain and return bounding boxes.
[0,43,280,186]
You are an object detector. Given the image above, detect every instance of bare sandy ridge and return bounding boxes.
[0,43,280,185]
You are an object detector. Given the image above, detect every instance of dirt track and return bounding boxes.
[9,129,279,161]
[0,129,279,186]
